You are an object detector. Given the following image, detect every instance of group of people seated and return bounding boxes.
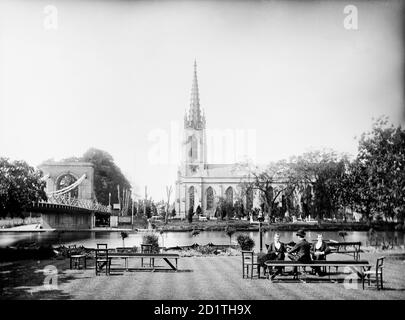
[259,229,331,280]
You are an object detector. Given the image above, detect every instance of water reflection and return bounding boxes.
[1,230,404,252]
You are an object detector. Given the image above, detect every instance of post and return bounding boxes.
[259,221,263,252]
[131,199,134,229]
[117,185,121,216]
[144,186,147,218]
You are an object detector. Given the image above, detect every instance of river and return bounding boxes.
[1,230,404,251]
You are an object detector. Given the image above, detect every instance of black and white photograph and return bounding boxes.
[0,0,404,306]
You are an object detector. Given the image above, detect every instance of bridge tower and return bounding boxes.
[36,160,97,230]
[38,160,95,200]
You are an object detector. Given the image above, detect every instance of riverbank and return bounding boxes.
[0,220,401,233]
[153,220,402,232]
[1,249,404,300]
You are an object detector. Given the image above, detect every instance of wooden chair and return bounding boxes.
[363,257,385,290]
[95,245,112,276]
[141,244,154,268]
[68,245,78,256]
[241,251,260,279]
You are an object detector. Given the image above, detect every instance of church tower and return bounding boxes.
[183,60,207,176]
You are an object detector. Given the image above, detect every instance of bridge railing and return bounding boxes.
[40,194,111,213]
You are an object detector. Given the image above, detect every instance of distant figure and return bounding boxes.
[311,233,331,276]
[286,229,311,276]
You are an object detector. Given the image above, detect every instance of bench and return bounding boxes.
[264,260,371,287]
[108,252,180,271]
[326,241,362,261]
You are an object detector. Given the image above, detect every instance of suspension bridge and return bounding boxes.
[31,161,112,230]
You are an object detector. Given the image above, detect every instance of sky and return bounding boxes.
[0,0,404,201]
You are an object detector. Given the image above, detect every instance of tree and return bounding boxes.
[239,160,299,220]
[120,231,128,247]
[339,160,375,222]
[234,199,245,219]
[81,148,131,206]
[171,208,176,218]
[290,150,349,220]
[0,158,47,217]
[216,197,234,220]
[187,206,194,223]
[355,117,405,222]
[225,225,236,246]
[196,205,202,216]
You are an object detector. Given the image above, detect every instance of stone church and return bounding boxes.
[174,62,258,218]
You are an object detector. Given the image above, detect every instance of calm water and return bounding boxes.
[1,230,404,252]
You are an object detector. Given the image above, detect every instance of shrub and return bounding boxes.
[120,231,129,247]
[142,233,160,253]
[395,223,404,231]
[195,245,217,255]
[225,225,236,246]
[236,234,255,251]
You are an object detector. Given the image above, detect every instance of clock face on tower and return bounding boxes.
[189,165,199,175]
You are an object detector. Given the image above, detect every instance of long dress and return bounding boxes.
[311,241,331,275]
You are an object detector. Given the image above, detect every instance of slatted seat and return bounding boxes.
[242,251,261,279]
[95,244,112,276]
[363,257,385,290]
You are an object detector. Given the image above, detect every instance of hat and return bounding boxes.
[296,229,306,237]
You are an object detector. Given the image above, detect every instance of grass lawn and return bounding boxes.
[1,250,405,300]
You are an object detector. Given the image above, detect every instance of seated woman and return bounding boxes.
[311,233,331,276]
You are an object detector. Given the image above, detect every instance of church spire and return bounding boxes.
[185,60,205,130]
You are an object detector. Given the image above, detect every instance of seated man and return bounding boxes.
[286,229,311,277]
[267,232,286,280]
[311,233,331,276]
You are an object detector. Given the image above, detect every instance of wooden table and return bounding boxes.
[264,260,371,286]
[108,252,180,271]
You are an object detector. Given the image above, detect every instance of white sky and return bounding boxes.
[0,0,403,201]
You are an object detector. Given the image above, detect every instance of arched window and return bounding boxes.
[225,187,233,204]
[56,173,78,198]
[189,186,195,210]
[206,187,214,210]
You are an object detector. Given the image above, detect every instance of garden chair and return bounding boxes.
[95,245,112,276]
[362,256,385,290]
[241,251,260,279]
[68,244,78,256]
